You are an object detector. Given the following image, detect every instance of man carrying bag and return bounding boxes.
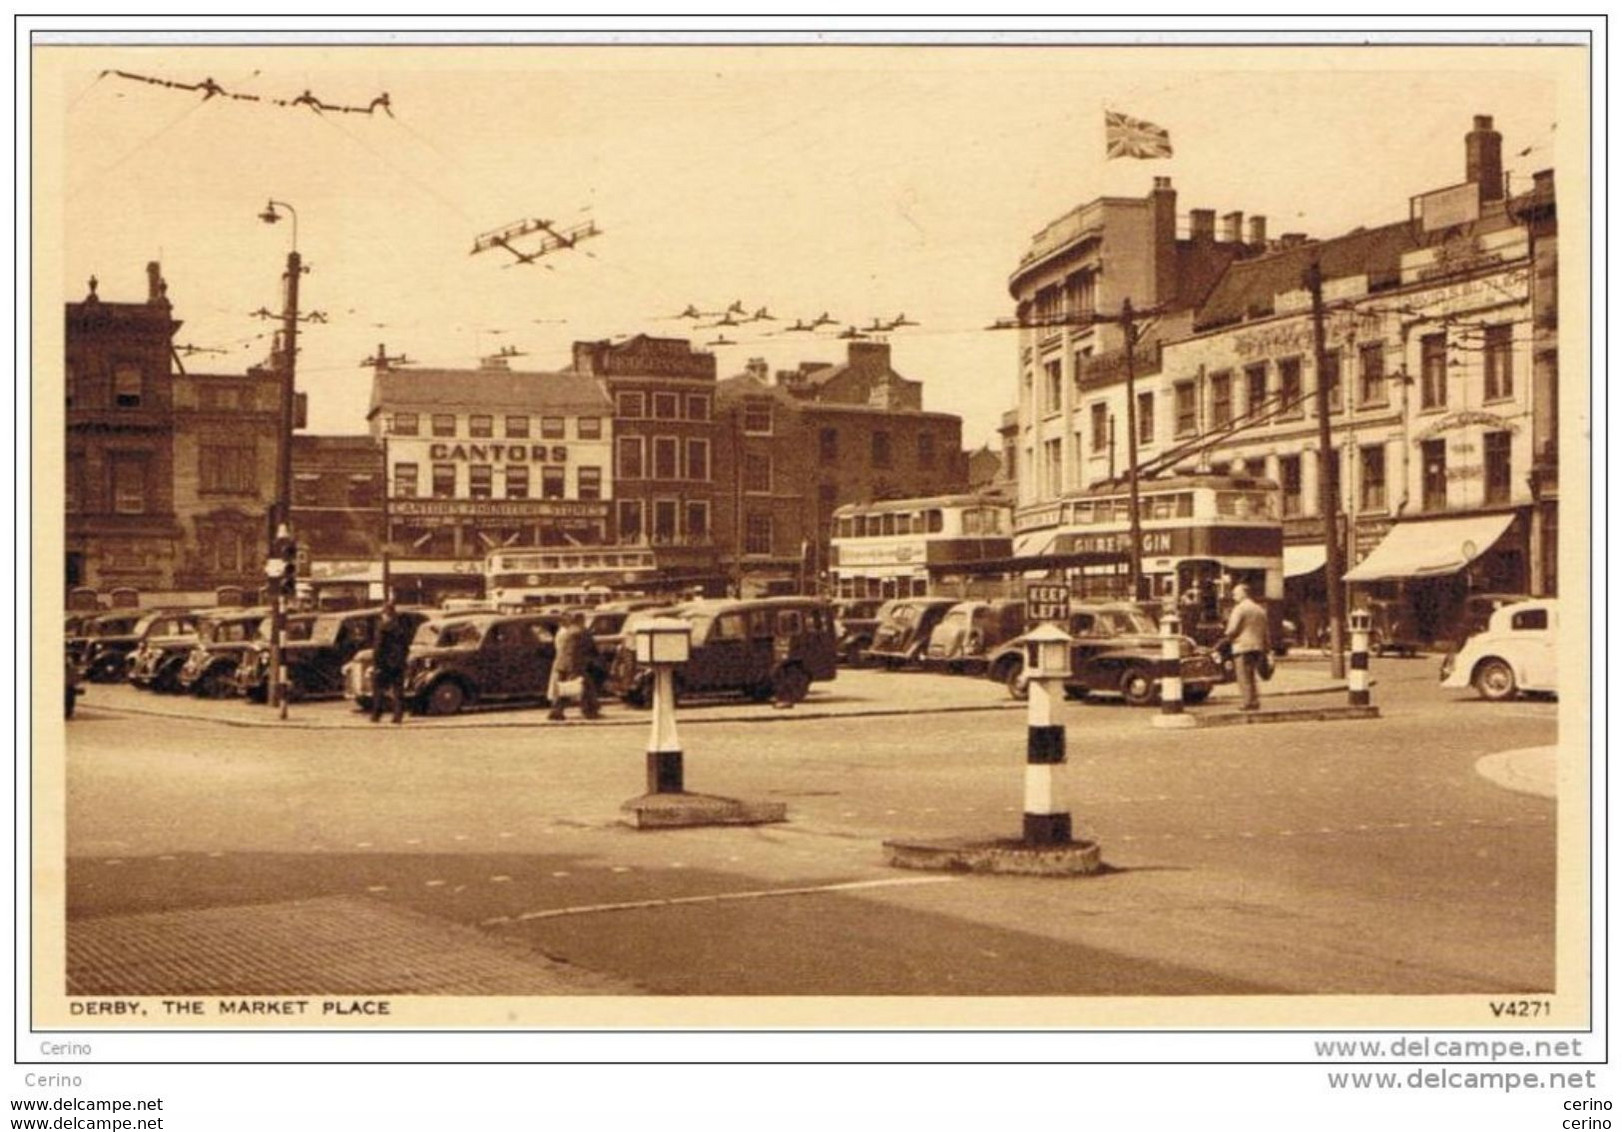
[1222,583,1271,712]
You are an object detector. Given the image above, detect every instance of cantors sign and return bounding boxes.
[427,444,571,463]
[392,500,610,520]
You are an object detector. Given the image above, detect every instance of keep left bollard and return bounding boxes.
[1349,610,1372,707]
[1022,622,1073,845]
[1153,613,1197,730]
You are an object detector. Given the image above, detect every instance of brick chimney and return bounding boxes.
[1248,215,1268,249]
[1222,211,1244,243]
[847,340,891,376]
[1466,114,1504,204]
[1150,176,1178,305]
[1189,208,1216,242]
[145,261,168,306]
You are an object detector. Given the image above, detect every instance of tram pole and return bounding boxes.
[1305,262,1347,678]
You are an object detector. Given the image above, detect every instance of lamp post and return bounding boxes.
[259,199,303,716]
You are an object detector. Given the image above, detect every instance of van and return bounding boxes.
[612,596,837,707]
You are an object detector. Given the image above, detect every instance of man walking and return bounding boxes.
[1222,583,1270,712]
[371,599,412,724]
[547,611,601,721]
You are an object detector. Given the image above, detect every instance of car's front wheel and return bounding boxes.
[1119,665,1160,707]
[994,658,1027,701]
[196,668,232,699]
[1473,658,1519,702]
[426,679,467,716]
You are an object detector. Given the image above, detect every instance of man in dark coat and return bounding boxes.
[371,600,413,724]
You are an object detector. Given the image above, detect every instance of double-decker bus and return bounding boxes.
[483,548,657,611]
[829,494,1014,600]
[1012,470,1284,630]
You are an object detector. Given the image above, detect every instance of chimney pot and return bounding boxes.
[1249,215,1268,247]
[1190,209,1216,241]
[1222,211,1245,243]
[1153,176,1173,190]
[1466,113,1505,204]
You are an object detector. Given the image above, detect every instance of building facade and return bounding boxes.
[714,342,968,595]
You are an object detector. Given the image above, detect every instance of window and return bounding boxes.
[1279,455,1303,517]
[1136,391,1155,445]
[1359,445,1387,512]
[1484,431,1512,505]
[924,509,944,534]
[392,412,419,436]
[432,464,456,498]
[618,500,643,543]
[819,427,838,464]
[293,473,321,507]
[113,364,143,408]
[1277,357,1303,417]
[66,455,86,513]
[686,438,710,482]
[1210,371,1232,428]
[347,474,379,508]
[110,454,148,514]
[617,437,644,479]
[541,417,565,439]
[917,432,936,468]
[505,465,529,499]
[1322,350,1343,413]
[1044,359,1062,412]
[539,466,564,499]
[744,451,772,493]
[685,501,710,541]
[469,465,492,500]
[653,500,678,543]
[578,466,602,500]
[1358,342,1387,407]
[1484,325,1514,401]
[1174,381,1197,436]
[199,444,255,494]
[618,391,645,418]
[1245,363,1268,416]
[1422,439,1447,510]
[469,414,493,439]
[1510,608,1548,632]
[653,437,679,480]
[1421,333,1448,410]
[745,513,773,555]
[743,401,773,434]
[505,415,530,439]
[652,392,679,420]
[871,431,893,469]
[1044,438,1063,496]
[394,463,418,498]
[432,413,456,437]
[1090,402,1109,452]
[686,394,711,421]
[577,416,602,440]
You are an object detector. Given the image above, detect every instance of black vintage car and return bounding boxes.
[174,608,275,698]
[862,597,958,668]
[127,611,212,693]
[611,597,838,708]
[832,598,885,666]
[402,613,560,715]
[237,606,430,703]
[82,608,199,684]
[985,602,1227,706]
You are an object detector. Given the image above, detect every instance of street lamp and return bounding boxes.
[259,199,303,718]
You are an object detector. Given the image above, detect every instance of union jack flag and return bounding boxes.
[1105,110,1173,160]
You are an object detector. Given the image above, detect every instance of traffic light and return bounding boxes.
[279,538,299,597]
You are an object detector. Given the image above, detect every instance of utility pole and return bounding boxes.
[259,200,305,717]
[1095,299,1156,601]
[1305,262,1347,678]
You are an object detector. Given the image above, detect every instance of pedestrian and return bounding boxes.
[1222,583,1271,712]
[371,599,412,724]
[547,611,602,721]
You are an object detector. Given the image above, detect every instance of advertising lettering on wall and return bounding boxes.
[426,443,572,463]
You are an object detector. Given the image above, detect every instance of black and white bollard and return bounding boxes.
[1153,613,1197,730]
[1021,623,1073,845]
[1348,609,1372,707]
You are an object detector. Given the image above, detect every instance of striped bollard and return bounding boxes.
[1348,610,1372,707]
[1022,623,1073,845]
[1153,613,1197,729]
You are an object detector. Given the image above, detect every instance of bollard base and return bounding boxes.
[1151,711,1199,730]
[620,791,788,830]
[884,836,1103,877]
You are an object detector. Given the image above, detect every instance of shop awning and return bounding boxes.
[1013,529,1060,558]
[1342,514,1515,582]
[1283,545,1327,578]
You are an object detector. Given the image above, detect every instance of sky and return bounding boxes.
[43,40,1570,451]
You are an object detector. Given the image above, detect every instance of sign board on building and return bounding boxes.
[1415,182,1481,232]
[1025,582,1071,623]
[391,500,610,520]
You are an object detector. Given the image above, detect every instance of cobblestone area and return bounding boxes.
[67,895,643,996]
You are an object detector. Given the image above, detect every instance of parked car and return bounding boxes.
[174,608,274,699]
[1318,597,1424,658]
[986,602,1226,706]
[611,596,837,708]
[1440,598,1557,702]
[65,612,101,669]
[128,611,214,692]
[832,599,885,666]
[237,606,432,703]
[402,613,560,715]
[923,599,1027,674]
[863,597,958,668]
[85,608,201,685]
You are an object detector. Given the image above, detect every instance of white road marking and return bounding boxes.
[425,879,446,887]
[104,859,124,866]
[610,866,632,873]
[366,885,388,893]
[355,841,373,848]
[490,876,511,883]
[405,838,422,845]
[481,875,958,927]
[551,870,570,878]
